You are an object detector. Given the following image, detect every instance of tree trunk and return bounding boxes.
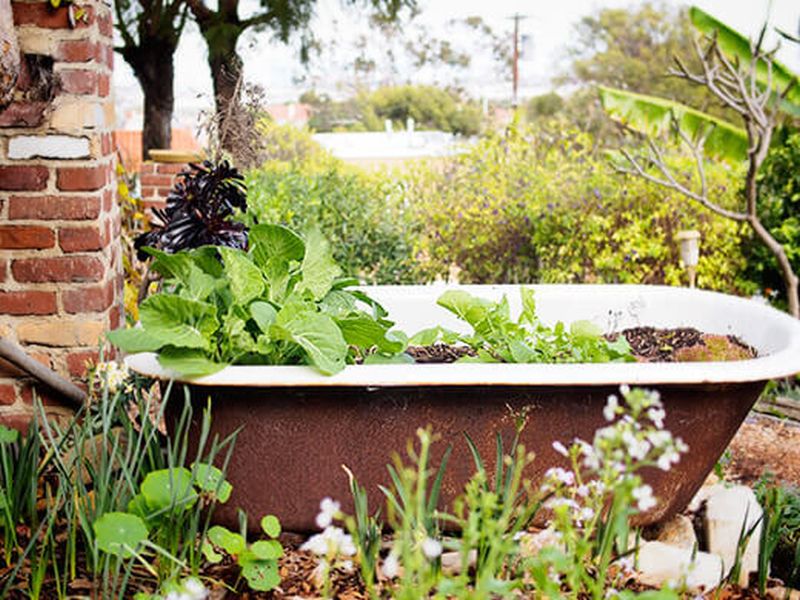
[120,41,176,161]
[206,29,243,154]
[0,0,21,108]
[750,217,800,318]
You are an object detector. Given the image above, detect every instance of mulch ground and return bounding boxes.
[726,412,800,486]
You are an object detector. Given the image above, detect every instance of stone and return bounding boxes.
[653,514,697,550]
[440,550,476,575]
[518,527,562,557]
[636,541,724,593]
[8,135,90,160]
[705,484,762,588]
[687,473,721,513]
[767,587,800,600]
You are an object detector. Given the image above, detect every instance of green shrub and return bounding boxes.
[407,123,753,293]
[247,156,418,285]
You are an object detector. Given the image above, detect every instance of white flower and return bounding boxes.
[632,484,656,511]
[544,467,575,486]
[301,526,356,557]
[657,449,681,471]
[578,507,595,522]
[619,384,630,396]
[315,497,340,529]
[604,395,619,421]
[182,579,208,600]
[382,552,400,579]
[647,407,666,429]
[545,497,579,511]
[311,558,328,586]
[616,556,635,575]
[552,441,569,457]
[576,484,590,498]
[647,430,672,447]
[96,361,130,394]
[421,537,442,560]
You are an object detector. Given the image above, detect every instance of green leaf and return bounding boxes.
[202,540,223,564]
[93,512,149,558]
[191,463,232,503]
[409,326,461,346]
[139,294,219,350]
[520,287,537,325]
[261,515,281,538]
[335,314,405,354]
[250,301,278,333]
[157,347,227,378]
[140,467,197,512]
[249,224,306,267]
[437,290,494,328]
[241,559,280,591]
[298,228,341,300]
[689,6,800,117]
[598,85,749,161]
[127,493,150,520]
[318,290,358,317]
[106,327,164,353]
[251,539,283,560]
[272,305,348,374]
[144,248,218,300]
[363,353,415,365]
[219,247,265,305]
[570,320,603,339]
[0,425,19,445]
[208,525,246,556]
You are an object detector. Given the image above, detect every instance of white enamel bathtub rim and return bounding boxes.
[124,284,800,387]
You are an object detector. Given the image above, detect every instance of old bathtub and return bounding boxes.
[126,284,800,531]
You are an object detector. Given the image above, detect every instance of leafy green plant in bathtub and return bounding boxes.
[108,225,407,376]
[412,288,633,363]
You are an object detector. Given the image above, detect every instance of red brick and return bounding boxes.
[140,174,173,187]
[0,413,33,432]
[97,10,112,37]
[156,163,187,175]
[102,188,114,211]
[8,195,101,220]
[12,2,93,28]
[12,257,104,283]
[0,291,57,315]
[0,385,16,406]
[104,46,113,70]
[140,186,157,199]
[66,350,99,377]
[0,260,7,283]
[109,303,122,329]
[0,101,48,127]
[20,385,64,407]
[97,73,110,97]
[140,163,158,175]
[101,132,112,155]
[59,226,105,252]
[0,166,49,191]
[0,226,56,249]
[63,281,114,313]
[57,39,100,62]
[58,69,98,95]
[57,166,107,191]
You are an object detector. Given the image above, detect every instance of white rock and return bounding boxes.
[440,550,476,575]
[8,135,90,160]
[687,474,722,513]
[653,514,697,550]
[636,541,724,593]
[705,484,762,588]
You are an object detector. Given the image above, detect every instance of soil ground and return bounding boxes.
[727,412,800,486]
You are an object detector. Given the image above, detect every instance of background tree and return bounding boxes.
[185,0,416,152]
[115,0,189,159]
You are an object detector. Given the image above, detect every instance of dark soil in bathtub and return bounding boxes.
[406,327,756,364]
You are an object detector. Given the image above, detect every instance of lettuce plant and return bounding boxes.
[412,288,633,364]
[109,225,407,376]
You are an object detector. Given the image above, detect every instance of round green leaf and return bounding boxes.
[202,540,223,564]
[0,425,19,445]
[242,559,280,592]
[251,539,283,560]
[141,468,197,512]
[260,515,281,538]
[207,525,246,556]
[191,463,232,503]
[93,512,148,558]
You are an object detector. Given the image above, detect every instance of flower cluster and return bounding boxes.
[93,361,132,395]
[301,498,356,590]
[158,577,208,600]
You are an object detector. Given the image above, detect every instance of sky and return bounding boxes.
[113,0,800,131]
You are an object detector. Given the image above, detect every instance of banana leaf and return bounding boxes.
[598,86,748,162]
[689,6,800,117]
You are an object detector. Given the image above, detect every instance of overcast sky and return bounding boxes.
[113,0,800,130]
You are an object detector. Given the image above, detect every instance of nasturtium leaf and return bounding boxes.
[272,305,348,374]
[140,467,197,511]
[260,515,281,538]
[251,540,283,560]
[0,425,19,445]
[127,493,150,520]
[250,301,278,333]
[157,347,227,378]
[139,294,219,350]
[241,559,280,591]
[106,327,164,353]
[249,224,305,268]
[191,463,232,503]
[93,512,149,558]
[202,540,223,564]
[298,228,341,300]
[219,247,265,305]
[208,525,246,556]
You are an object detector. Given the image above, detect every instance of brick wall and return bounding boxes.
[140,151,201,212]
[0,0,121,428]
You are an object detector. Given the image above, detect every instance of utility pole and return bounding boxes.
[509,13,528,107]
